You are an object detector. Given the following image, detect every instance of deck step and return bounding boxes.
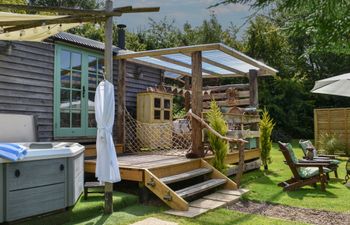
[160,168,213,184]
[176,179,226,199]
[165,188,248,218]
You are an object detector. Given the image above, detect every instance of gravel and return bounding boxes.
[229,200,350,225]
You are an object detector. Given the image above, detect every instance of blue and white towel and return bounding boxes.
[0,143,27,161]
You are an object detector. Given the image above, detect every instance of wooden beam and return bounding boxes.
[121,7,160,13]
[104,0,114,215]
[0,15,107,27]
[248,69,258,107]
[117,59,126,147]
[183,52,247,76]
[184,77,191,112]
[3,16,106,33]
[0,4,122,16]
[115,43,221,59]
[218,44,277,76]
[191,51,204,158]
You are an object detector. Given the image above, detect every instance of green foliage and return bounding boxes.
[207,101,229,173]
[318,133,347,155]
[259,109,275,169]
[213,0,350,55]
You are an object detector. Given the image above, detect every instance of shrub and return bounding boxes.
[318,133,347,155]
[207,101,229,173]
[259,109,275,170]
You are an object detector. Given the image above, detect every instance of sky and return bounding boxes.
[113,0,252,37]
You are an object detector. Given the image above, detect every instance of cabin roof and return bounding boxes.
[50,32,120,53]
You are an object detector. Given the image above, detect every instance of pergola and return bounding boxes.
[114,43,278,157]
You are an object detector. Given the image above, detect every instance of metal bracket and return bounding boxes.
[163,191,172,201]
[146,178,155,187]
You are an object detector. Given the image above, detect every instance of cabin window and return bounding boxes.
[54,44,104,137]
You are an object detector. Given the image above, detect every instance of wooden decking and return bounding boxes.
[84,148,259,216]
[84,148,260,182]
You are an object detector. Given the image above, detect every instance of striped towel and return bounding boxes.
[0,143,27,161]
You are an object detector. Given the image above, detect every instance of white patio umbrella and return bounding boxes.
[95,80,121,183]
[311,73,350,97]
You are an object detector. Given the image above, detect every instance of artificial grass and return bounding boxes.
[240,140,350,213]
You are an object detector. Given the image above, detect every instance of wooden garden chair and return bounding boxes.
[278,141,332,191]
[299,140,340,178]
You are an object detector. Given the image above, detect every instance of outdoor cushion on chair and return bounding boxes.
[299,167,332,179]
[299,140,340,165]
[285,143,331,178]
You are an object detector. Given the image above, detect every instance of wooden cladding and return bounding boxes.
[202,84,250,109]
[314,108,350,152]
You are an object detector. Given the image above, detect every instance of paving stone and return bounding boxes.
[203,192,240,203]
[165,207,209,218]
[131,217,178,225]
[217,188,249,196]
[190,198,226,209]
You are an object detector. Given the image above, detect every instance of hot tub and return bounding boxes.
[0,142,85,222]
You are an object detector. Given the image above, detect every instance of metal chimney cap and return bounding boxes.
[117,24,127,29]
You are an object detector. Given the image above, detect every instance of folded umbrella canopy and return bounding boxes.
[312,73,350,97]
[95,80,121,183]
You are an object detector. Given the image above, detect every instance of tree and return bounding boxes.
[259,109,275,170]
[207,101,229,173]
[212,0,350,54]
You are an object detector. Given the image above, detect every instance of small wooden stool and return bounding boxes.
[84,181,105,200]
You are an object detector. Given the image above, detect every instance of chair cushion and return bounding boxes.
[299,167,332,179]
[299,140,318,157]
[286,143,298,164]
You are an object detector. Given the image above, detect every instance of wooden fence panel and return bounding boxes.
[314,108,350,151]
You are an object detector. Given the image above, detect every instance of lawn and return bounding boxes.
[17,192,306,225]
[241,140,350,213]
[17,140,349,225]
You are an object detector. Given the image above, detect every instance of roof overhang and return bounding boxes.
[114,43,278,80]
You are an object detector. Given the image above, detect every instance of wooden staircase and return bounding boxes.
[144,159,248,217]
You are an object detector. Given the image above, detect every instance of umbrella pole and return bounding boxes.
[104,0,114,214]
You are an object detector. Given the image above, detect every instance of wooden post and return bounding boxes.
[104,0,114,214]
[116,59,126,148]
[235,142,245,187]
[190,51,203,158]
[184,76,191,112]
[249,69,258,107]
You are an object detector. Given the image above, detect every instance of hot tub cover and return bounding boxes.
[95,80,121,183]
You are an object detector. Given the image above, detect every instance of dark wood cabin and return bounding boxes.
[0,32,162,143]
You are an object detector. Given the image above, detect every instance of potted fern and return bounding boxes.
[259,109,275,170]
[207,101,229,173]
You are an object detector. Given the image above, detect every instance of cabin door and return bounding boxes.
[54,45,103,137]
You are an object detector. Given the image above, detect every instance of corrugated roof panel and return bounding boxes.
[164,53,233,75]
[202,50,259,73]
[51,32,120,52]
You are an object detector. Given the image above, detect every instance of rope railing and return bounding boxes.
[186,110,248,144]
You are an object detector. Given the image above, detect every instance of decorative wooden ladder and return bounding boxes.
[144,158,248,218]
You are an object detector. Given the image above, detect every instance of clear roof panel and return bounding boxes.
[202,50,259,73]
[135,56,192,74]
[164,71,182,80]
[164,53,234,75]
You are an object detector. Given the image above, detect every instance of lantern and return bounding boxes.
[345,158,350,183]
